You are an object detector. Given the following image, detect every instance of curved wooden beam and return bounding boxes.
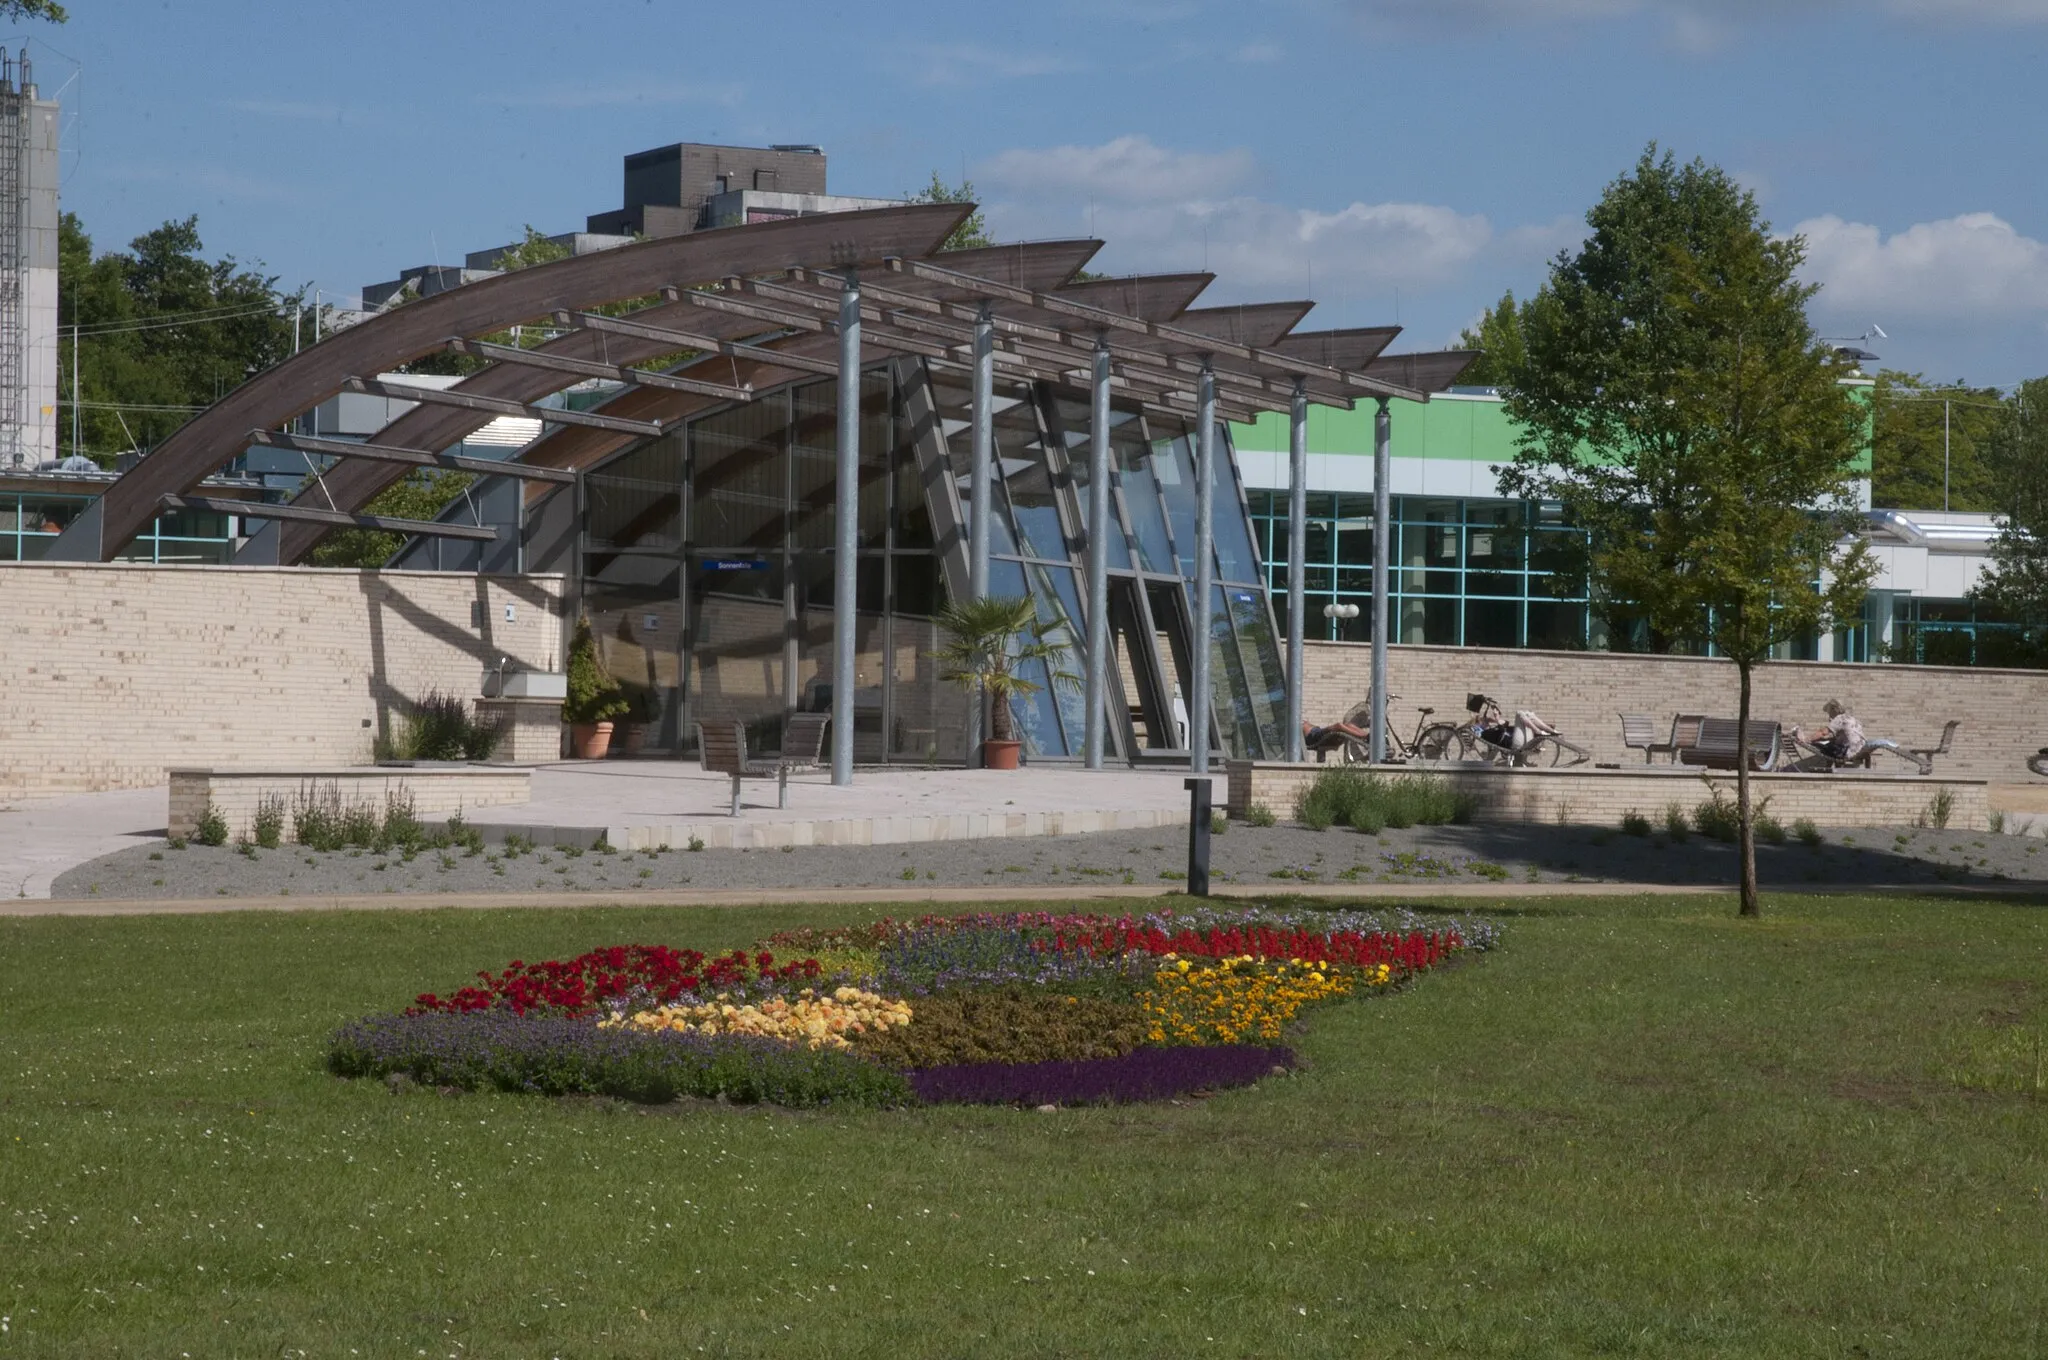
[53,203,970,562]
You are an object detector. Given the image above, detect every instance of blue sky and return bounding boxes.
[27,0,2048,385]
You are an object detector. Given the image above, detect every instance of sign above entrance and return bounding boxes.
[703,558,770,572]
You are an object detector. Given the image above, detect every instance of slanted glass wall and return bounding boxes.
[577,358,1286,765]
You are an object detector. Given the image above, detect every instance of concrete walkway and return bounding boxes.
[476,760,1222,850]
[0,764,1222,899]
[0,786,168,900]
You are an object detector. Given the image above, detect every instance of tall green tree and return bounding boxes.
[1497,147,1873,918]
[1868,370,2006,511]
[2,2,65,21]
[905,172,992,252]
[1970,376,2048,656]
[59,212,303,463]
[1454,290,1529,388]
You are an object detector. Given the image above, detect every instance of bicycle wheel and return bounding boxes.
[2029,752,2048,778]
[1414,723,1466,761]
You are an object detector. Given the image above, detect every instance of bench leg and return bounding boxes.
[729,773,741,817]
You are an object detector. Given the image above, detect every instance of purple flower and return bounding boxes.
[909,1046,1295,1106]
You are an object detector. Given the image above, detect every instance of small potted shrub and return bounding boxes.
[933,595,1074,770]
[562,617,627,759]
[613,680,660,757]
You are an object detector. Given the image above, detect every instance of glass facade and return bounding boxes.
[0,490,236,563]
[1247,491,1592,649]
[577,358,1288,764]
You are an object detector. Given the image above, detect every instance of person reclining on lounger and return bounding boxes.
[1799,699,1865,763]
[1302,718,1370,750]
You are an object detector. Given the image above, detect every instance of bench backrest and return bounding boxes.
[1619,713,1661,748]
[1928,718,1961,755]
[696,720,748,776]
[781,711,830,765]
[1681,717,1779,769]
[1672,714,1707,750]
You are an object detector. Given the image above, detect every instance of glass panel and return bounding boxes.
[1209,436,1261,583]
[587,432,684,551]
[686,559,786,754]
[927,365,1022,559]
[691,392,787,552]
[795,554,887,761]
[1225,583,1287,757]
[1151,428,1202,576]
[887,555,963,762]
[1464,599,1520,649]
[1114,433,1176,574]
[987,558,1068,757]
[1191,583,1252,760]
[1528,601,1587,650]
[1398,596,1459,646]
[788,376,888,553]
[999,398,1066,561]
[1027,562,1089,753]
[1052,396,1134,572]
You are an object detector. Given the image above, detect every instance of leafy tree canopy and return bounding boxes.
[1496,146,1873,916]
[60,211,303,465]
[1454,290,1529,388]
[1868,369,2007,512]
[905,172,992,253]
[2,2,65,22]
[1970,376,2048,645]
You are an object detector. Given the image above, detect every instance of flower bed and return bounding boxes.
[331,906,1496,1109]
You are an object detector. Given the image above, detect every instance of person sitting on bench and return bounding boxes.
[1799,699,1865,764]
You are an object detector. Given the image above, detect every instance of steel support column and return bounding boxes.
[1369,396,1391,765]
[968,303,994,599]
[1285,379,1308,762]
[1083,336,1112,770]
[1191,361,1216,775]
[831,274,861,787]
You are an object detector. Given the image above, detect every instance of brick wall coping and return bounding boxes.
[169,765,532,779]
[1308,637,2048,683]
[1224,760,1987,788]
[0,561,567,581]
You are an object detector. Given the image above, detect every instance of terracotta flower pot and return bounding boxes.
[982,738,1023,770]
[615,722,648,757]
[570,720,614,760]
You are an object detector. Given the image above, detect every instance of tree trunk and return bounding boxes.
[987,678,1011,742]
[1736,659,1760,917]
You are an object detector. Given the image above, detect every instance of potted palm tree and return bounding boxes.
[933,594,1074,770]
[562,617,628,759]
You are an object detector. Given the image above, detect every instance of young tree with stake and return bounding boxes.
[1498,148,1873,916]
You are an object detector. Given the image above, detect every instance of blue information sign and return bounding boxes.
[703,559,770,572]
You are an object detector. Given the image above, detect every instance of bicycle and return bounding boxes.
[1419,693,1594,768]
[1334,695,1464,765]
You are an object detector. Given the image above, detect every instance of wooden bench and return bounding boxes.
[1678,717,1781,771]
[1622,713,1706,763]
[696,712,831,815]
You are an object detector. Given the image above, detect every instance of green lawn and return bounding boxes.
[3,893,2045,1358]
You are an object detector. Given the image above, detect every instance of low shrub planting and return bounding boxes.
[193,801,229,847]
[1621,809,1653,837]
[331,906,1494,1109]
[377,689,505,762]
[1294,767,1474,833]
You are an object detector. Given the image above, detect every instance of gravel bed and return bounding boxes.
[49,819,2048,900]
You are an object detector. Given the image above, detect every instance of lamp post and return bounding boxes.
[1321,600,1359,642]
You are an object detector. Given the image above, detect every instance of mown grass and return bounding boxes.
[3,892,2046,1357]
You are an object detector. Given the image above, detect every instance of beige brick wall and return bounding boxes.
[1302,640,2046,783]
[0,563,567,801]
[168,768,533,841]
[1226,760,1991,831]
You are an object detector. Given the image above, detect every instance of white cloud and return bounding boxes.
[485,80,745,110]
[219,98,346,121]
[978,137,1495,309]
[1796,211,2048,322]
[1342,0,2048,41]
[980,134,1256,204]
[1233,40,1285,62]
[899,41,1085,87]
